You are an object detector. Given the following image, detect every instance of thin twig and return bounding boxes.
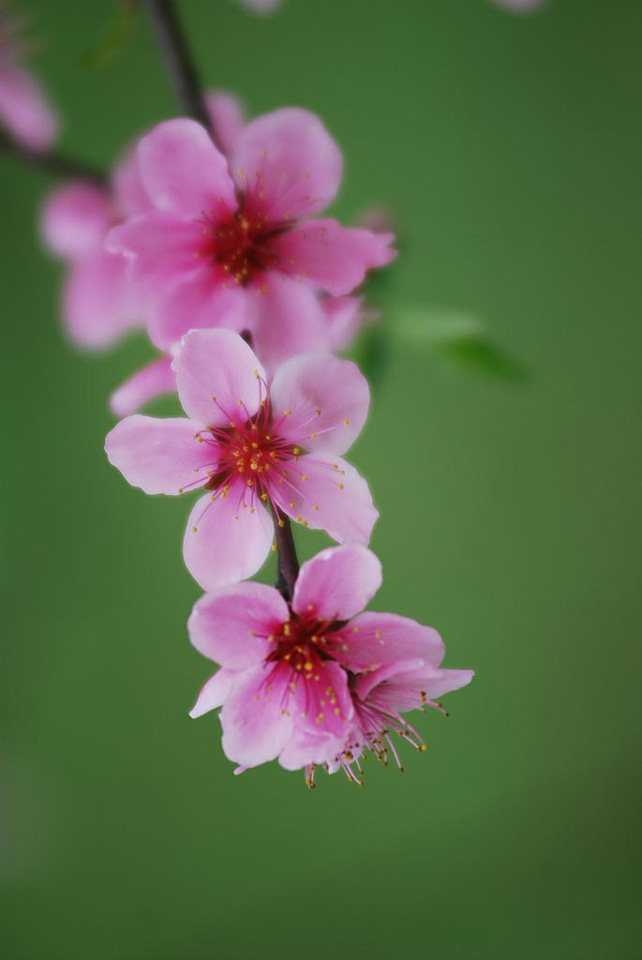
[142,0,221,149]
[0,132,106,184]
[271,507,300,602]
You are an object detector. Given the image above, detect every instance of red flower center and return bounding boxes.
[198,396,302,507]
[199,194,289,285]
[266,614,342,673]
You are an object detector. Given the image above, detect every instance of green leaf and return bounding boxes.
[79,1,139,73]
[392,307,527,381]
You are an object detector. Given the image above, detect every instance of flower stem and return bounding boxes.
[271,508,300,602]
[0,132,106,184]
[142,0,222,149]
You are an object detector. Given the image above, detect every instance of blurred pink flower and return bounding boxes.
[108,98,368,416]
[40,148,149,349]
[236,0,282,14]
[489,0,547,12]
[107,109,395,370]
[108,295,364,417]
[0,10,58,150]
[188,544,473,778]
[105,329,377,590]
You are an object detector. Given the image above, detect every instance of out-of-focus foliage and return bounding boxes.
[79,1,139,73]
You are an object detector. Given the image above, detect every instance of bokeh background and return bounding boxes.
[2,0,641,957]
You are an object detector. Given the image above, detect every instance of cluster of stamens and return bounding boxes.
[305,681,438,789]
[198,191,289,286]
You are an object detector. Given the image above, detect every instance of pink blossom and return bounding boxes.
[188,544,473,779]
[108,294,365,417]
[0,12,58,151]
[108,100,373,412]
[107,109,395,370]
[40,148,149,349]
[316,657,473,787]
[105,329,377,590]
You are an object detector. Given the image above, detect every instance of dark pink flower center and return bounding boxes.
[199,403,300,505]
[265,614,342,673]
[199,194,289,286]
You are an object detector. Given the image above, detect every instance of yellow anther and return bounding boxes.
[210,396,216,402]
[309,433,318,440]
[338,483,344,490]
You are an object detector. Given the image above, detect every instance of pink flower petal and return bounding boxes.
[272,219,396,296]
[270,352,370,455]
[335,612,445,671]
[111,145,151,219]
[205,90,246,158]
[109,356,177,418]
[147,269,246,354]
[353,658,426,703]
[355,660,474,707]
[189,668,236,718]
[271,454,378,545]
[106,212,204,296]
[183,491,273,590]
[105,415,213,495]
[138,118,236,215]
[62,249,139,350]
[0,66,59,151]
[322,296,365,352]
[175,328,266,427]
[232,107,342,220]
[291,659,354,740]
[40,182,112,258]
[292,544,382,621]
[221,664,295,767]
[247,277,330,372]
[277,726,347,771]
[188,582,288,669]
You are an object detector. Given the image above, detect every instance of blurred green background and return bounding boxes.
[2,0,641,957]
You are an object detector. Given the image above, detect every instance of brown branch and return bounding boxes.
[142,0,222,150]
[271,507,300,602]
[0,131,106,184]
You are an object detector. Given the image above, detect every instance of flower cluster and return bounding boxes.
[99,104,472,785]
[8,1,474,787]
